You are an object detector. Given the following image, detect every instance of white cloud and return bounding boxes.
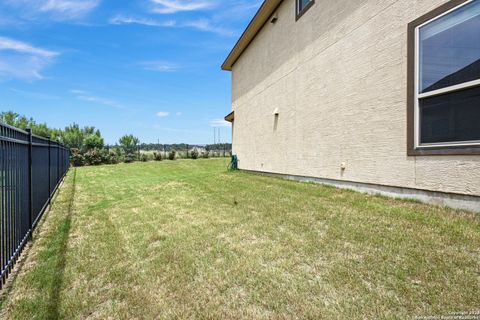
[109,15,233,36]
[9,88,60,100]
[40,0,99,18]
[176,112,182,116]
[109,15,176,27]
[5,0,100,20]
[209,118,231,127]
[182,19,233,36]
[71,89,123,109]
[0,37,59,58]
[70,89,86,94]
[0,37,59,81]
[141,60,178,72]
[156,111,170,117]
[150,0,214,14]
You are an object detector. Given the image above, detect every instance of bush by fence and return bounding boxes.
[0,123,70,288]
[140,145,232,162]
[67,143,233,167]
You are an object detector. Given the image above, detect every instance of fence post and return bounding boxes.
[26,129,33,240]
[57,144,60,184]
[48,137,51,204]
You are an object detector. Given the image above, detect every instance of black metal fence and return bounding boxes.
[0,123,70,288]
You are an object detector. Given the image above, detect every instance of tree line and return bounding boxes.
[0,111,140,166]
[1,111,232,166]
[138,143,232,152]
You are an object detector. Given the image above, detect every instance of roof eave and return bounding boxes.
[224,111,235,122]
[221,0,283,71]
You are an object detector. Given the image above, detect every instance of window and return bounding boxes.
[408,0,480,155]
[296,0,314,20]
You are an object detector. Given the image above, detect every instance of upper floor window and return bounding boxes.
[408,0,480,155]
[296,0,314,20]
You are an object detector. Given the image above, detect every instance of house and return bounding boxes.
[223,0,480,211]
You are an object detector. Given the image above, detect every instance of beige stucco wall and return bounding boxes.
[230,0,480,196]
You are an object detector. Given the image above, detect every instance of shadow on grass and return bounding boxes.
[45,168,77,319]
[0,243,31,308]
[0,169,77,319]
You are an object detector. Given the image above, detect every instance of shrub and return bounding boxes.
[70,147,121,166]
[153,152,162,161]
[201,151,210,159]
[70,149,85,167]
[108,150,121,164]
[191,148,199,160]
[168,150,176,160]
[83,148,111,166]
[124,153,137,163]
[140,154,149,162]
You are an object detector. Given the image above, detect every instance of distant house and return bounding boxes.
[223,0,480,211]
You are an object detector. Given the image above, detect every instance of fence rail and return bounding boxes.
[0,122,70,288]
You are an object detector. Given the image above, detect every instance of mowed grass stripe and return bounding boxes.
[1,159,479,319]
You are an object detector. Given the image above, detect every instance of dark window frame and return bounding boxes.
[296,0,315,21]
[407,0,480,156]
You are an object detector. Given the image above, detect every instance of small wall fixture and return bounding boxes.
[340,162,347,170]
[270,13,278,24]
[273,108,279,115]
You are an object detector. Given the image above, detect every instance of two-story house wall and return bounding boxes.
[223,0,480,211]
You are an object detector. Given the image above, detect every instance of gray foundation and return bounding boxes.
[243,170,480,213]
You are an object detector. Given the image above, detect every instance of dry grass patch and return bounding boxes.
[1,159,479,319]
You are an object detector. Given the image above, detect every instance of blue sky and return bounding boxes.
[0,0,262,144]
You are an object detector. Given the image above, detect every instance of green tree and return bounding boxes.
[0,111,25,127]
[84,134,105,151]
[60,123,84,149]
[33,123,52,138]
[1,111,53,138]
[58,124,104,151]
[119,134,140,155]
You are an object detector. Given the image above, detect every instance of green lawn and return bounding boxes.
[1,159,479,319]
